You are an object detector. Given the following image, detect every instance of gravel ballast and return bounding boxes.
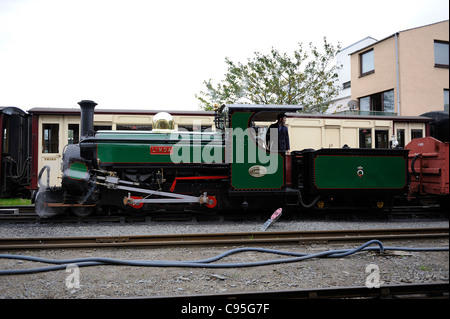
[0,218,448,299]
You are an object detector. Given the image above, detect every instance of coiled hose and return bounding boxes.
[0,240,447,275]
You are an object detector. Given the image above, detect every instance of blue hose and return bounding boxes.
[0,240,447,275]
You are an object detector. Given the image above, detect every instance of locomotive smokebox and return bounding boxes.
[78,100,97,138]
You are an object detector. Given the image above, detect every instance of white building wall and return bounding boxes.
[327,37,378,113]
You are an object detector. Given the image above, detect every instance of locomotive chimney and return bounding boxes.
[78,100,97,138]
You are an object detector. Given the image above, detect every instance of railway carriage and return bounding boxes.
[34,101,412,217]
[0,107,32,198]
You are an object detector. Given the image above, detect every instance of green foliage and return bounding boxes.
[196,37,342,113]
[0,198,31,206]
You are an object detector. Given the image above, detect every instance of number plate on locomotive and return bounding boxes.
[150,146,173,155]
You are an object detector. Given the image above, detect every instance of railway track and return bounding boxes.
[0,227,447,300]
[0,227,448,250]
[0,204,448,224]
[145,282,449,299]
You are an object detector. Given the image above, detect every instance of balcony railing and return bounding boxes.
[337,110,397,116]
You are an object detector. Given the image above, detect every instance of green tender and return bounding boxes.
[314,155,406,189]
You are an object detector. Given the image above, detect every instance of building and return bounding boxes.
[349,20,449,116]
[327,36,378,114]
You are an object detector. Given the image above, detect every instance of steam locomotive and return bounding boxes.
[34,100,414,217]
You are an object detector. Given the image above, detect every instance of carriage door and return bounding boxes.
[39,116,81,187]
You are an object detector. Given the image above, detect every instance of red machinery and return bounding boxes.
[406,136,449,203]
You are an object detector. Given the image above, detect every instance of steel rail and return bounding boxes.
[0,204,447,224]
[0,228,448,250]
[141,282,449,299]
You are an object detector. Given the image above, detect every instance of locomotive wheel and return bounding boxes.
[35,189,65,218]
[72,206,94,218]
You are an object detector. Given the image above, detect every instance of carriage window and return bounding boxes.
[359,128,372,148]
[116,124,152,130]
[411,129,423,139]
[68,124,79,144]
[2,122,9,153]
[396,129,405,148]
[94,125,112,131]
[178,125,211,132]
[42,124,59,153]
[375,130,389,148]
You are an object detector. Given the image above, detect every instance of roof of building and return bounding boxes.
[350,19,449,55]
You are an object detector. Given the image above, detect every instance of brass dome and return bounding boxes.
[152,112,174,132]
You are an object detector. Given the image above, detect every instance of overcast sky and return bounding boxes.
[0,0,448,111]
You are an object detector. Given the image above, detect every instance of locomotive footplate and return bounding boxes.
[227,187,300,196]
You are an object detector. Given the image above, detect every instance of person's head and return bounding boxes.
[277,113,287,124]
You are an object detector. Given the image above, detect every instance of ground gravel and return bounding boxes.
[0,218,448,299]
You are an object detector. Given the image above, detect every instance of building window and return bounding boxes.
[360,96,370,111]
[359,128,372,148]
[360,49,374,76]
[434,41,449,68]
[343,81,351,89]
[42,124,59,153]
[444,89,449,112]
[358,89,395,113]
[382,90,395,113]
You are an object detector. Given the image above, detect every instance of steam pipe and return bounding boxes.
[395,33,400,116]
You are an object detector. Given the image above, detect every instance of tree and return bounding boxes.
[196,37,342,113]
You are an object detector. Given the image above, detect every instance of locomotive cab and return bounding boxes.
[216,105,301,192]
[212,105,303,212]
